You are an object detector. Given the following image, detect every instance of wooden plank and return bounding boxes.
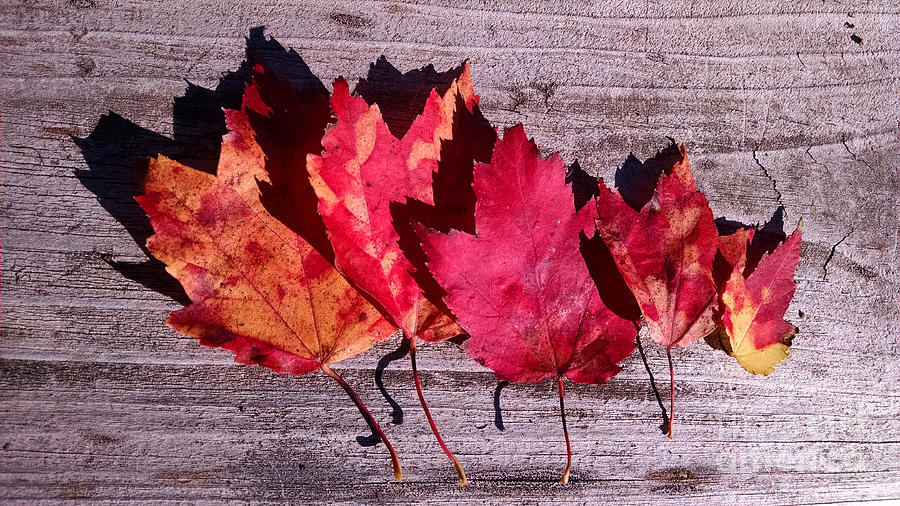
[1,0,898,503]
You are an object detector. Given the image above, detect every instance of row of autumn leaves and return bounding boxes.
[136,61,802,485]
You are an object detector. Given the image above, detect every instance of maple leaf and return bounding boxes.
[714,221,803,375]
[308,65,480,341]
[305,63,491,484]
[593,144,718,438]
[418,125,638,484]
[136,93,402,480]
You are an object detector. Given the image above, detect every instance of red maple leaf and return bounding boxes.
[306,64,492,484]
[593,144,718,438]
[418,125,637,483]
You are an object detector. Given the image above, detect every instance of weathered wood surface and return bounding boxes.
[1,0,899,503]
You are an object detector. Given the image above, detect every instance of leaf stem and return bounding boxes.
[666,346,674,439]
[557,375,572,485]
[409,335,468,485]
[321,364,402,481]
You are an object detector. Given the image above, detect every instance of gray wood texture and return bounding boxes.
[1,0,899,503]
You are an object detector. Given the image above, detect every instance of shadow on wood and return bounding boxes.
[613,139,682,212]
[493,380,509,431]
[355,56,466,139]
[72,27,280,304]
[374,338,411,428]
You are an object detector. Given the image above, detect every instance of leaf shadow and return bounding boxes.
[568,160,642,322]
[355,56,467,139]
[72,112,193,306]
[374,338,410,427]
[636,334,669,435]
[614,139,683,212]
[246,32,334,264]
[73,26,315,304]
[714,206,787,276]
[391,92,496,327]
[493,380,509,431]
[566,160,600,211]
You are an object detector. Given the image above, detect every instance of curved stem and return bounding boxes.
[557,375,572,485]
[321,364,402,481]
[409,335,468,485]
[666,346,675,439]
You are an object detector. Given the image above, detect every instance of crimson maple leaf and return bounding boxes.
[593,144,718,438]
[418,125,637,483]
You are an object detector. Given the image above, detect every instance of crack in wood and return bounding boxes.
[841,135,873,170]
[752,146,786,212]
[822,228,853,281]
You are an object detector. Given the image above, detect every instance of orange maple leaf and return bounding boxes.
[136,95,401,480]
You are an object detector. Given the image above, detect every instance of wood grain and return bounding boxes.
[1,0,898,503]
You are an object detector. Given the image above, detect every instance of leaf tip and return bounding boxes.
[331,77,351,98]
